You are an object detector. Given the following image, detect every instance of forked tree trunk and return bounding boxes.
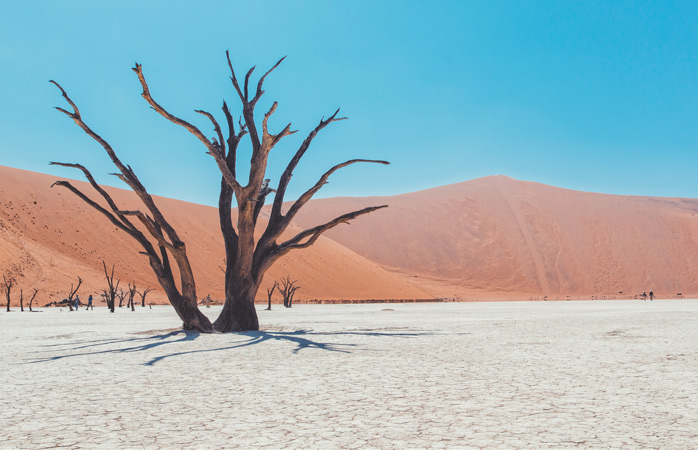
[138,287,152,308]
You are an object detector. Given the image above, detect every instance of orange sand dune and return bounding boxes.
[293,176,698,299]
[4,165,698,304]
[0,166,431,304]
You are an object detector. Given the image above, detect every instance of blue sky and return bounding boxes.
[1,1,697,205]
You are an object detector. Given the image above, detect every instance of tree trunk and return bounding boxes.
[177,304,214,332]
[214,281,260,332]
[162,286,214,332]
[19,290,24,312]
[29,290,38,312]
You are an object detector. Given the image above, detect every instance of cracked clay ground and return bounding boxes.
[1,300,697,449]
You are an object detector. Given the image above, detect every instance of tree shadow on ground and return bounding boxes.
[25,328,441,366]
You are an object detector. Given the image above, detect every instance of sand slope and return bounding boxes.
[293,176,698,298]
[4,166,698,302]
[0,166,430,304]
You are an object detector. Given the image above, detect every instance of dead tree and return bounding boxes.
[127,282,137,311]
[116,288,127,308]
[19,290,24,312]
[52,53,388,332]
[3,275,13,312]
[279,276,301,308]
[64,276,83,311]
[70,277,83,300]
[138,287,153,308]
[102,262,119,313]
[136,53,388,331]
[28,289,38,312]
[266,280,279,311]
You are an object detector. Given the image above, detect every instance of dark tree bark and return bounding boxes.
[102,262,119,313]
[2,275,12,312]
[68,276,82,307]
[19,289,24,312]
[116,289,127,308]
[289,287,298,308]
[52,53,388,332]
[127,282,137,311]
[28,289,38,312]
[279,276,300,308]
[266,281,278,311]
[138,287,153,308]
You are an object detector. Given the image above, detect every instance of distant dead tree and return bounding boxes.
[116,288,127,309]
[63,276,83,311]
[138,287,153,308]
[102,262,119,313]
[51,52,388,332]
[19,289,24,312]
[279,276,300,308]
[28,289,39,312]
[2,274,14,312]
[266,280,279,311]
[127,282,137,311]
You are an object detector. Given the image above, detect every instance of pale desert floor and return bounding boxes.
[1,300,697,449]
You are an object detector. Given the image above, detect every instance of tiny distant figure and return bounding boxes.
[86,294,93,310]
[74,295,80,311]
[649,290,654,301]
[205,294,211,308]
[642,291,647,301]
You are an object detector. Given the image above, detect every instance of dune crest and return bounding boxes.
[293,175,698,298]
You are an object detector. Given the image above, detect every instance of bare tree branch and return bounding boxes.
[194,109,225,155]
[285,159,390,223]
[279,205,388,252]
[132,63,243,197]
[250,56,286,109]
[243,66,255,102]
[226,50,246,105]
[49,162,141,233]
[116,210,176,251]
[270,109,347,220]
[51,80,186,249]
[51,181,136,237]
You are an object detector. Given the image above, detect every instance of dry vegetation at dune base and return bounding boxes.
[2,300,697,449]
